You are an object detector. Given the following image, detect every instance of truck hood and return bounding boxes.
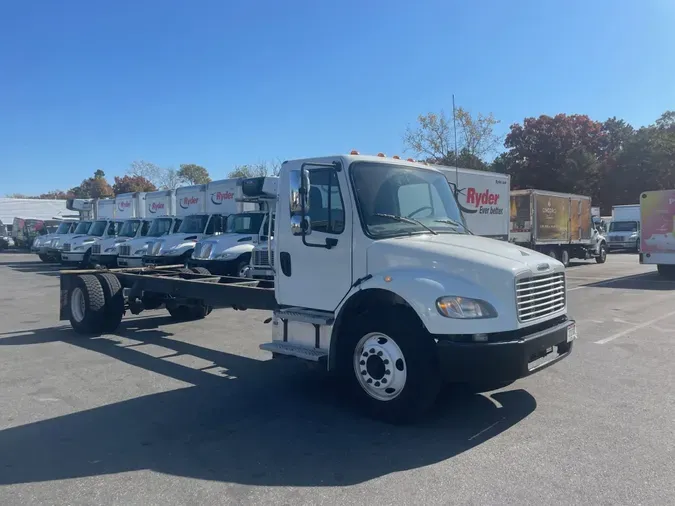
[96,236,131,253]
[193,233,256,259]
[68,235,102,247]
[148,233,206,256]
[367,233,564,283]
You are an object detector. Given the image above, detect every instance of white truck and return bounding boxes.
[189,177,276,276]
[45,220,93,261]
[61,198,125,267]
[117,190,180,268]
[435,165,510,240]
[91,192,148,267]
[607,204,640,251]
[33,220,79,262]
[58,153,576,424]
[142,179,247,267]
[638,190,675,278]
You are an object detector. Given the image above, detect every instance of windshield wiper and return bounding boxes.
[373,213,438,235]
[434,219,474,235]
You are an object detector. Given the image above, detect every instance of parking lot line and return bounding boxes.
[594,308,675,344]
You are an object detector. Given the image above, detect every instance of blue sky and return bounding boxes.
[1,0,674,195]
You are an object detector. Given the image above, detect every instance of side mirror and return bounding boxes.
[289,169,311,214]
[290,215,312,236]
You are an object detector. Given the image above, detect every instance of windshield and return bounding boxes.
[89,220,108,237]
[178,215,208,234]
[226,213,265,234]
[119,220,142,238]
[74,221,92,234]
[350,162,468,238]
[609,221,638,232]
[55,222,71,234]
[147,218,174,237]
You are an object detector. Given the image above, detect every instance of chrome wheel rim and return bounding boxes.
[353,332,406,401]
[71,287,86,323]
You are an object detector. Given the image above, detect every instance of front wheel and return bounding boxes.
[338,309,441,424]
[595,243,607,264]
[38,253,51,263]
[560,248,570,267]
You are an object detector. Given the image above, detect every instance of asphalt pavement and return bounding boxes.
[0,252,673,505]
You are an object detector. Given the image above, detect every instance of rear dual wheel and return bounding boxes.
[69,273,125,335]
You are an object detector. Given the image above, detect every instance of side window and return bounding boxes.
[205,215,224,235]
[107,222,118,235]
[173,219,182,233]
[397,183,444,218]
[307,169,345,234]
[141,221,151,235]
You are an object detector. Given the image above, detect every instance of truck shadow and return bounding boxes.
[581,271,675,291]
[0,317,537,487]
[0,260,62,277]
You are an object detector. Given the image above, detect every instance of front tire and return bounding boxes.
[595,243,607,264]
[560,248,570,267]
[338,308,441,424]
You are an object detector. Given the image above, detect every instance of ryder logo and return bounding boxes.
[456,187,501,214]
[148,202,165,214]
[179,196,200,210]
[117,200,132,212]
[210,191,234,205]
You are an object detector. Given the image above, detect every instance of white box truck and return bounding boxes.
[91,192,149,267]
[189,177,276,276]
[117,190,180,268]
[143,179,253,266]
[58,153,576,424]
[639,190,675,278]
[607,204,640,251]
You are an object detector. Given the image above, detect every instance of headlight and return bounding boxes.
[105,247,117,253]
[216,252,236,260]
[435,296,497,319]
[74,246,85,251]
[165,243,193,255]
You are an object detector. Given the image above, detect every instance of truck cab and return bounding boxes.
[48,220,92,261]
[188,177,278,276]
[34,220,78,261]
[61,219,124,267]
[91,218,153,267]
[260,153,576,421]
[117,216,182,267]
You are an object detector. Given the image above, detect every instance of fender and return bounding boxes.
[333,267,519,341]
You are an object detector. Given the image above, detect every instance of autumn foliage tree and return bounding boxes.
[112,175,157,194]
[68,169,114,198]
[178,164,211,185]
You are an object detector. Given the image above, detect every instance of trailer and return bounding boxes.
[57,154,576,425]
[434,166,510,240]
[509,189,607,267]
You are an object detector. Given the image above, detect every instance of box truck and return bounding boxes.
[638,190,675,278]
[117,190,180,268]
[142,179,254,266]
[58,153,576,424]
[607,204,640,251]
[510,189,607,267]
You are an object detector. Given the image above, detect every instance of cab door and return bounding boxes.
[275,161,353,312]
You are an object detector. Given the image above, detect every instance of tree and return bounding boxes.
[127,160,183,190]
[402,107,501,170]
[500,114,605,196]
[68,169,114,198]
[178,164,211,185]
[112,175,157,194]
[227,160,282,178]
[159,167,183,190]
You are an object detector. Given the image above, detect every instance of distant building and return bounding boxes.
[0,198,74,225]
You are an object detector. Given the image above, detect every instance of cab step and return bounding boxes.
[276,307,334,325]
[260,341,328,362]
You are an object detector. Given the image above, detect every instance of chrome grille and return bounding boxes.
[150,242,162,256]
[91,244,101,254]
[516,272,565,322]
[119,245,131,256]
[202,243,213,259]
[252,248,273,266]
[63,243,71,252]
[193,243,204,258]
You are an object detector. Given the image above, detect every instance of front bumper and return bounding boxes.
[437,318,575,383]
[608,240,638,249]
[187,258,236,275]
[117,256,144,268]
[143,255,185,267]
[91,254,118,267]
[61,252,85,264]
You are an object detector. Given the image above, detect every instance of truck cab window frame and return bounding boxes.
[306,168,346,235]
